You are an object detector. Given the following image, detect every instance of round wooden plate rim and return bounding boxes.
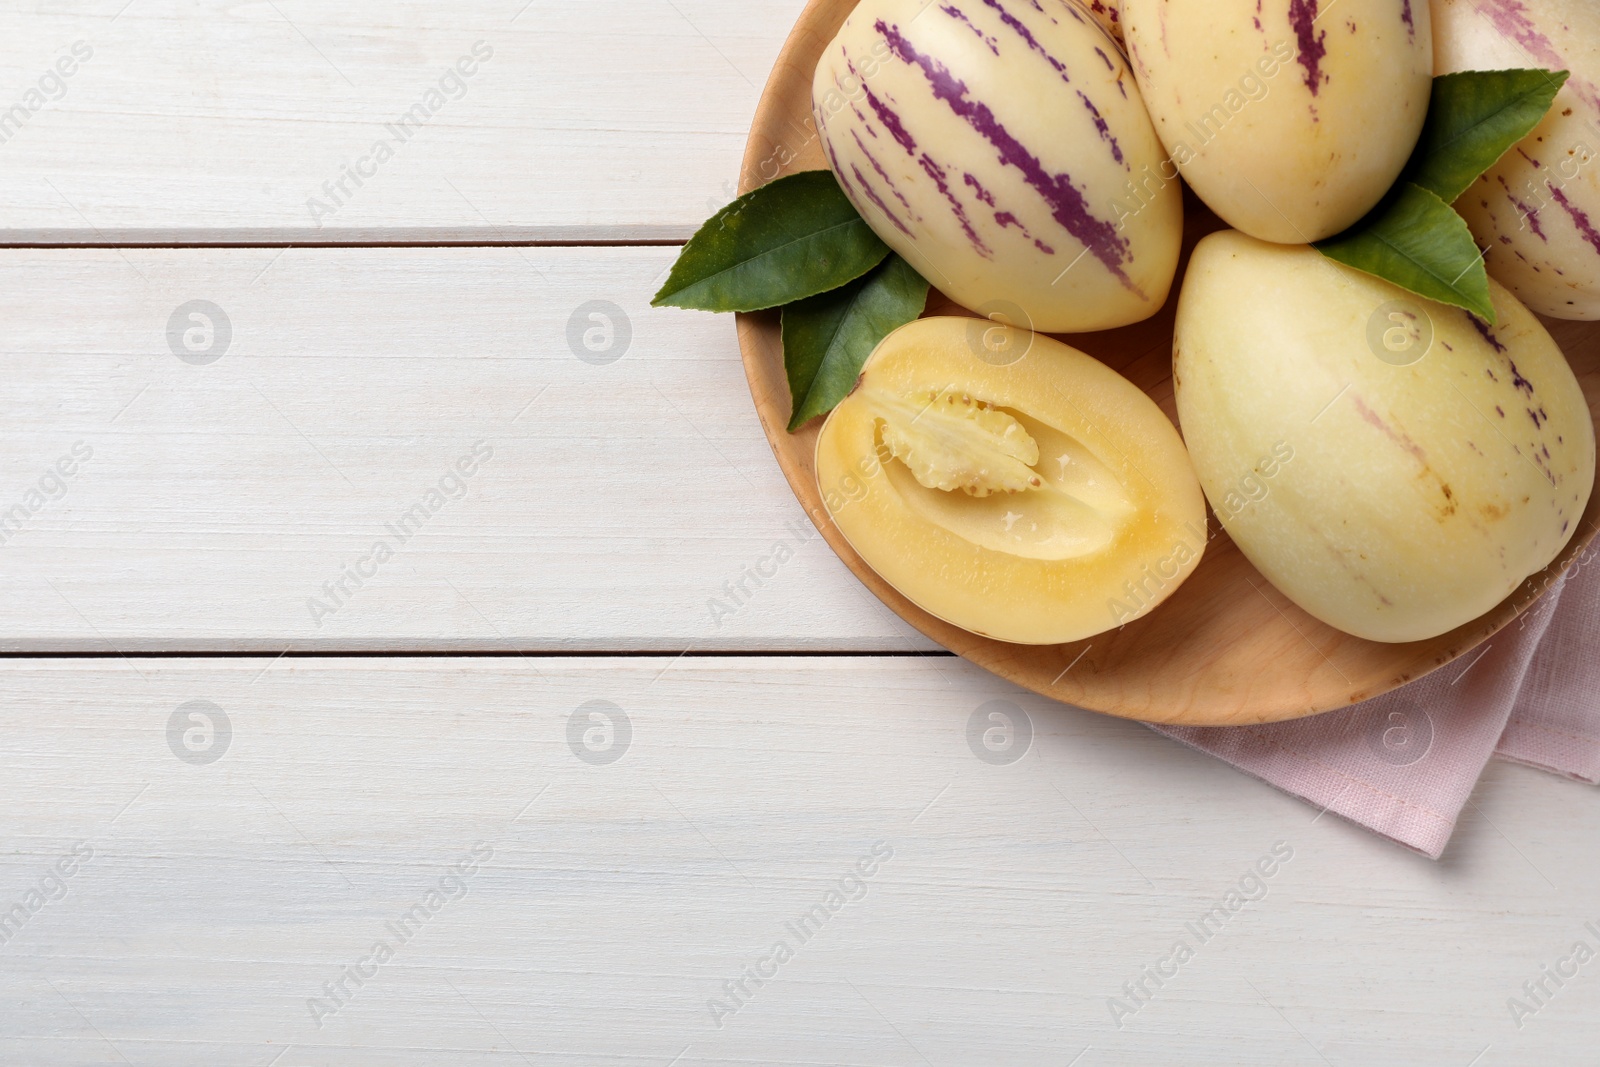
[732,0,1600,726]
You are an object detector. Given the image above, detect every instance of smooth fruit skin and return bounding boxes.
[815,317,1207,645]
[1433,0,1600,320]
[1175,231,1595,643]
[812,0,1182,333]
[1124,0,1433,244]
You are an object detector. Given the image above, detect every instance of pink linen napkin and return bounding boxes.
[1151,550,1600,858]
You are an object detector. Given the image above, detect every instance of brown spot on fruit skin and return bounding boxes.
[1429,475,1458,520]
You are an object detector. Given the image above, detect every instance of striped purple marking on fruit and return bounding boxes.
[852,128,917,218]
[976,0,1071,85]
[1077,90,1125,165]
[1499,175,1547,241]
[876,19,1138,289]
[995,211,1057,254]
[920,152,993,255]
[1468,313,1509,355]
[1288,0,1328,98]
[841,57,985,253]
[1475,3,1600,114]
[851,163,917,238]
[1091,16,1128,97]
[964,173,1055,253]
[849,50,993,255]
[847,59,918,156]
[1352,395,1426,464]
[822,133,861,203]
[1477,0,1562,69]
[1551,186,1600,257]
[850,102,876,136]
[942,4,1000,55]
[965,172,997,207]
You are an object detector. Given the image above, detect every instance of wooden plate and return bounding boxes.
[734,0,1600,726]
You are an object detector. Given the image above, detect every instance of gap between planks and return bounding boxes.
[0,650,958,660]
[0,239,691,249]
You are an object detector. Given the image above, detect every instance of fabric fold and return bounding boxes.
[1150,562,1592,859]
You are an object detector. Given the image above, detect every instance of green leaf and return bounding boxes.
[783,254,930,431]
[1408,68,1570,204]
[1314,68,1569,319]
[652,170,890,313]
[1316,183,1496,323]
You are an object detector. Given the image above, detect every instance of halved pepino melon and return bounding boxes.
[815,316,1207,644]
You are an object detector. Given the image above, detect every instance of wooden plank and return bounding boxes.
[0,655,1594,1065]
[0,244,934,651]
[0,0,806,242]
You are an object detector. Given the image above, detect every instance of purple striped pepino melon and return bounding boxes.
[812,0,1182,334]
[1124,0,1433,244]
[1176,231,1594,642]
[815,317,1207,644]
[1434,0,1600,320]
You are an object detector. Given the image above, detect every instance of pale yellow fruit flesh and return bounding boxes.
[1175,230,1596,643]
[815,317,1208,645]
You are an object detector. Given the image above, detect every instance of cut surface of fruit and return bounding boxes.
[815,317,1207,645]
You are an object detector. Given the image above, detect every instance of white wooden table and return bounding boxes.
[0,4,1596,1064]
